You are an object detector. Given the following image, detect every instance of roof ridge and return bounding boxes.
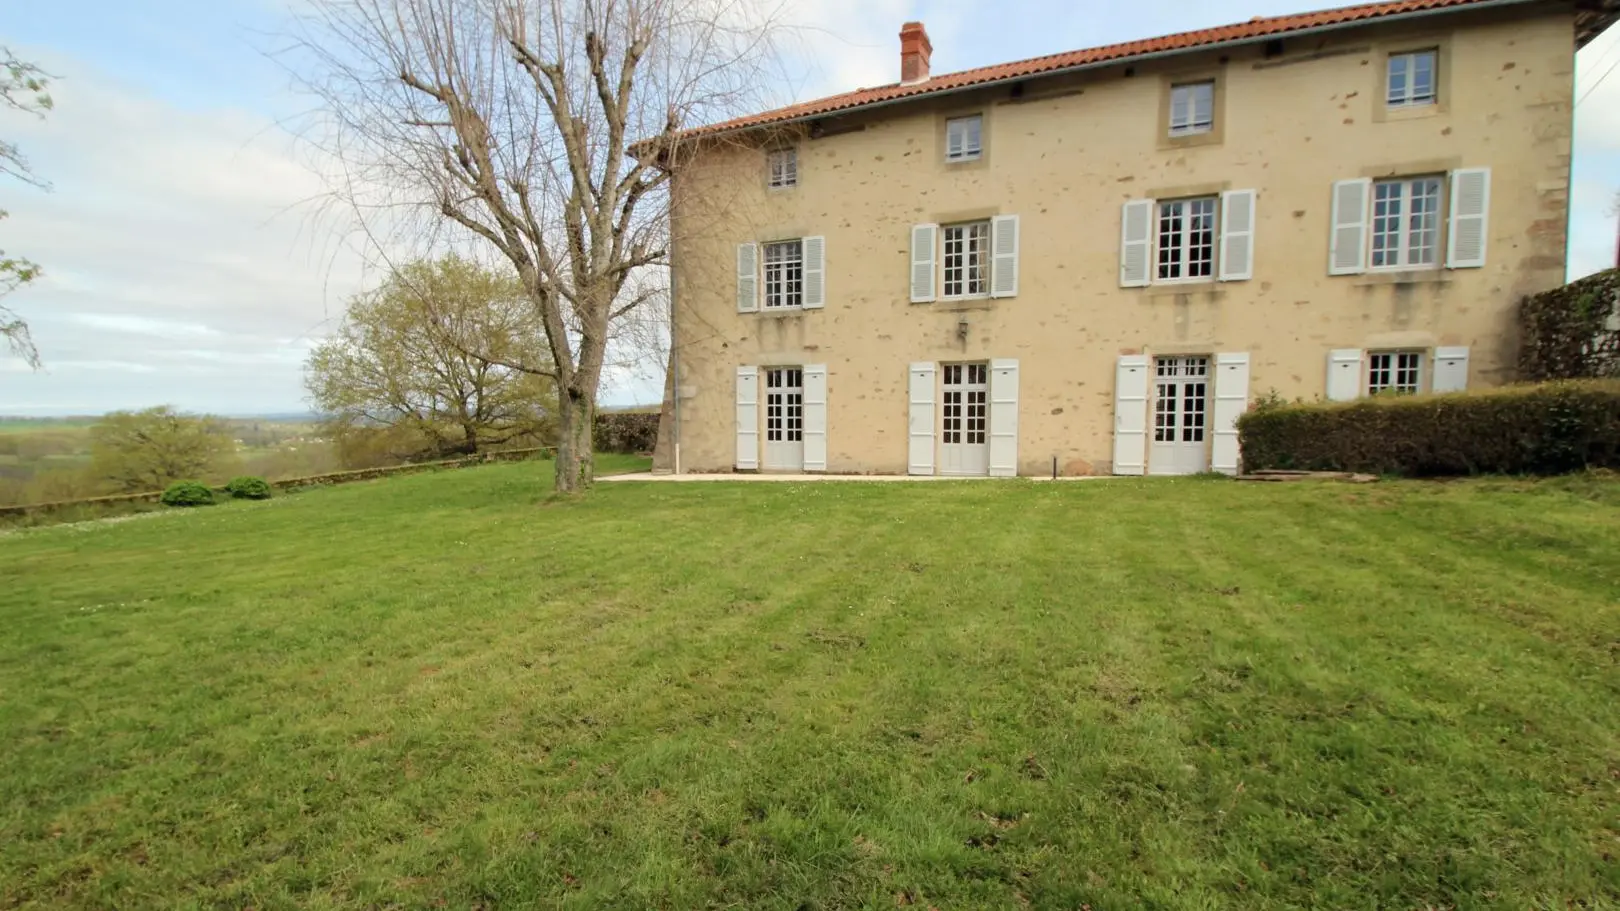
[676,0,1524,140]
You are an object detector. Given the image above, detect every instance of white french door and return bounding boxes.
[1149,356,1209,475]
[940,363,989,477]
[763,367,804,471]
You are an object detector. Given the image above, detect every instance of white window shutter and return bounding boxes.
[908,362,936,475]
[910,224,938,303]
[989,358,1019,477]
[1326,349,1363,401]
[736,243,759,312]
[1112,355,1149,475]
[1120,200,1154,288]
[1211,352,1250,475]
[990,215,1020,299]
[1218,189,1257,282]
[801,236,826,309]
[802,363,828,471]
[1431,346,1469,392]
[1329,178,1371,276]
[1447,168,1490,269]
[735,366,759,470]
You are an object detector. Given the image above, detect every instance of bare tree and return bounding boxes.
[2,47,52,369]
[287,0,780,492]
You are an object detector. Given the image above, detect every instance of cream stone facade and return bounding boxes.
[663,1,1605,477]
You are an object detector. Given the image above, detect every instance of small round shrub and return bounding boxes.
[161,480,215,507]
[224,476,272,500]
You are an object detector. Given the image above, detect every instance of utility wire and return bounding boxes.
[1577,42,1620,106]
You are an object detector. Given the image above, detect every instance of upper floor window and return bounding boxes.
[942,221,990,297]
[767,148,797,189]
[1156,196,1218,281]
[945,115,982,162]
[1387,50,1437,108]
[1330,170,1488,275]
[762,239,804,308]
[1168,81,1215,136]
[1371,176,1442,269]
[909,217,1019,303]
[1368,351,1422,395]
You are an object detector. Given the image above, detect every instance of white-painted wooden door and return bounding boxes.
[763,367,804,471]
[1149,356,1210,476]
[940,363,989,477]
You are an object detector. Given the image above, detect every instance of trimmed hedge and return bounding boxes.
[160,480,216,507]
[1237,381,1620,477]
[225,476,272,500]
[594,412,659,454]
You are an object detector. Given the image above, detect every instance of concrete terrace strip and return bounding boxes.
[600,472,1118,482]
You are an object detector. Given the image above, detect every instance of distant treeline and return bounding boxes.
[0,408,659,508]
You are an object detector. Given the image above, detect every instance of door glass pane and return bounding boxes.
[1155,382,1176,442]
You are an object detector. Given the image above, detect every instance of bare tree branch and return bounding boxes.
[282,0,785,491]
[1,46,53,370]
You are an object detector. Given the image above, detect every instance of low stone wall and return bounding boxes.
[0,447,552,521]
[269,447,551,490]
[1518,268,1620,381]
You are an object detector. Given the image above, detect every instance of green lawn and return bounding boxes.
[2,461,1618,909]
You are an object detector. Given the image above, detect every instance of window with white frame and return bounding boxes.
[767,148,797,188]
[762,240,804,308]
[945,115,982,162]
[942,221,990,297]
[1156,197,1217,281]
[1168,81,1215,136]
[1371,176,1442,269]
[1368,351,1423,395]
[1387,50,1437,108]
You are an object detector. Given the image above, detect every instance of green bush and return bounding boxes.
[594,412,659,454]
[224,476,272,500]
[160,480,216,507]
[1237,380,1620,477]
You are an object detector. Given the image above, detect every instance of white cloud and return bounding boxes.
[1571,23,1620,279]
[1576,25,1620,149]
[774,0,910,98]
[0,45,369,413]
[69,313,223,339]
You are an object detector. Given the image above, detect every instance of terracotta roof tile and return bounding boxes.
[680,0,1533,140]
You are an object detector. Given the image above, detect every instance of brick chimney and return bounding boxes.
[900,22,932,85]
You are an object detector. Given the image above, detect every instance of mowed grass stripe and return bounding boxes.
[1,461,1617,908]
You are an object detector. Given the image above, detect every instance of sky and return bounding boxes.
[1,0,1617,416]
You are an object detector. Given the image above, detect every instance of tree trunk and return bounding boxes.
[553,387,595,493]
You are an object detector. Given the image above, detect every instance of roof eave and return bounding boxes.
[678,0,1566,148]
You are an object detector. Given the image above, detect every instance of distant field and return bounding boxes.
[0,419,98,434]
[2,465,1618,909]
[0,417,336,508]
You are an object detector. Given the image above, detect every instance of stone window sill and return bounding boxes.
[933,298,997,312]
[1353,269,1452,286]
